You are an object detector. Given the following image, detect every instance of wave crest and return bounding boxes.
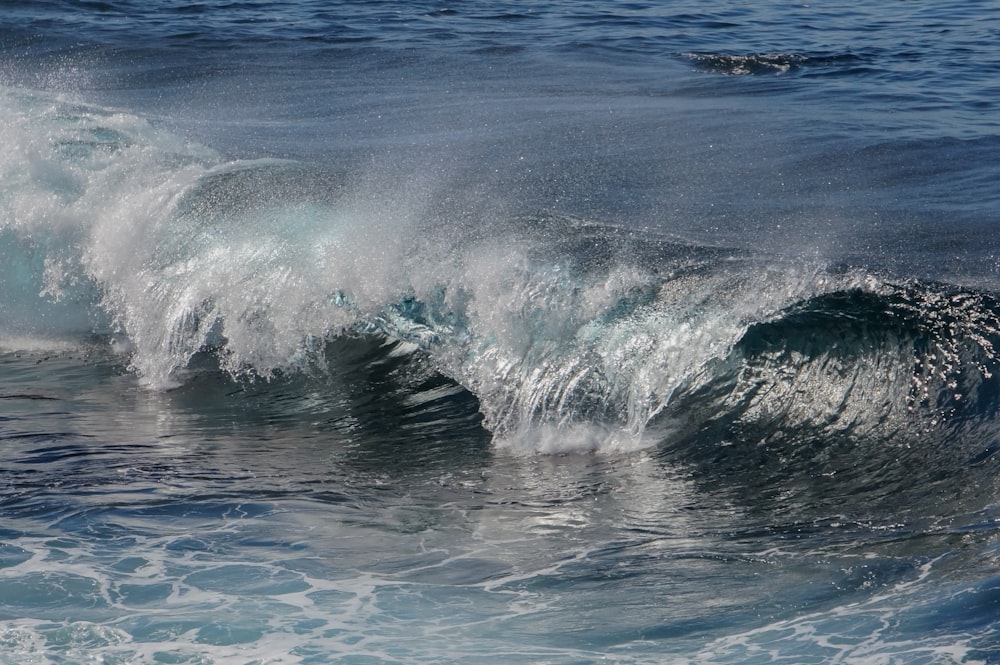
[5,87,1000,464]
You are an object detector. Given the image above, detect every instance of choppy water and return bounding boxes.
[3,2,1000,663]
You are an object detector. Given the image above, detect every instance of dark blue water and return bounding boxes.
[3,2,1000,663]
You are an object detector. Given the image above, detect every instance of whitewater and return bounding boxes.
[3,2,1000,663]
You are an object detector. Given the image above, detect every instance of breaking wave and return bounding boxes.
[4,86,1000,470]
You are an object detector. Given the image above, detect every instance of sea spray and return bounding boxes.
[6,88,1000,462]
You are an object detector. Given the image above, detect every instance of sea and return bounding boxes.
[2,1,1000,663]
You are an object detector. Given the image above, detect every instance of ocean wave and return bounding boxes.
[4,87,1000,470]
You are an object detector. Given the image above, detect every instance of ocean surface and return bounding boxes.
[2,1,1000,663]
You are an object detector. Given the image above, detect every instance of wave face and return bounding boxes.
[4,87,1000,470]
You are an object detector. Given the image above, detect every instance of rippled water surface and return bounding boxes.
[3,1,1000,663]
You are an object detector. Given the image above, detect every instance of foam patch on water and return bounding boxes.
[0,514,630,664]
[692,556,994,665]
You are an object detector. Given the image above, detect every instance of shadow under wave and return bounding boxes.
[167,334,492,474]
